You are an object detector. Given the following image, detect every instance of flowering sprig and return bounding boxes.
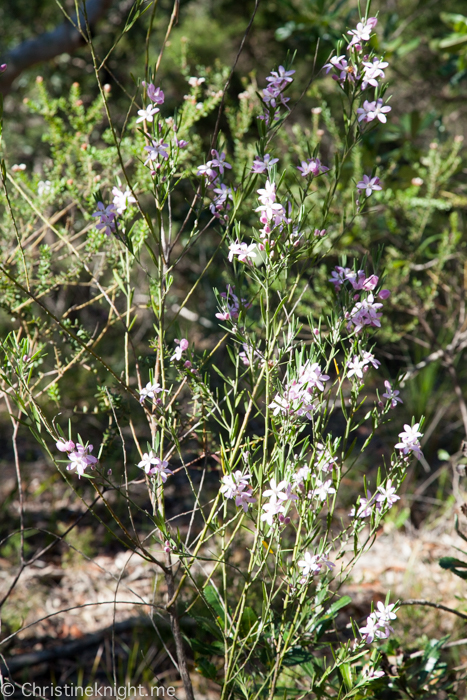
[56,439,98,478]
[359,602,397,644]
[137,450,173,482]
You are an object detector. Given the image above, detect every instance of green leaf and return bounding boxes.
[439,556,467,579]
[204,585,225,620]
[240,606,258,637]
[282,646,313,667]
[195,657,218,680]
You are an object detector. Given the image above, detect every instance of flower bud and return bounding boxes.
[378,289,390,299]
[0,64,7,73]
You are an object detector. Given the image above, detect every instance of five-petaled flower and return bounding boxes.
[357,175,382,197]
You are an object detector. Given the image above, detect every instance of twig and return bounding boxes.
[400,599,467,621]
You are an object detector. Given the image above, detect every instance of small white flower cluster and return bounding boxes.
[359,602,397,643]
[220,471,256,512]
[297,551,335,582]
[349,479,400,519]
[137,449,173,482]
[395,423,423,460]
[269,360,329,421]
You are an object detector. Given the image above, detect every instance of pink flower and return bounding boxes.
[356,175,382,197]
[66,444,98,478]
[144,139,169,163]
[297,158,329,177]
[56,439,75,453]
[379,289,391,299]
[228,241,257,264]
[142,82,165,104]
[171,339,189,362]
[252,154,279,174]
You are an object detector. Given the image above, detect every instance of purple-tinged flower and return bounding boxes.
[137,450,172,481]
[382,380,403,408]
[56,439,76,453]
[215,285,250,322]
[361,58,388,90]
[0,64,7,73]
[329,266,353,290]
[175,137,188,148]
[92,202,116,236]
[164,540,171,553]
[171,338,189,362]
[197,161,217,182]
[293,465,311,488]
[314,228,326,237]
[297,158,329,177]
[395,423,423,460]
[139,381,166,405]
[362,666,385,680]
[66,444,98,478]
[375,601,397,624]
[144,138,169,163]
[361,351,381,370]
[357,175,382,197]
[297,551,334,579]
[359,614,379,643]
[220,471,251,498]
[228,241,257,264]
[112,186,136,215]
[142,82,164,104]
[346,293,384,333]
[297,552,322,577]
[210,149,232,175]
[347,17,378,49]
[376,479,400,508]
[349,491,377,519]
[315,443,337,473]
[136,104,160,123]
[379,289,391,300]
[252,154,279,174]
[358,99,391,124]
[324,55,359,84]
[266,65,295,87]
[210,183,233,217]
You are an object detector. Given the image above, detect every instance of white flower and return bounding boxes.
[38,180,52,197]
[260,500,285,526]
[263,478,289,504]
[310,479,336,502]
[297,552,321,577]
[136,104,160,123]
[376,479,400,508]
[112,186,136,215]
[139,381,165,404]
[228,241,257,264]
